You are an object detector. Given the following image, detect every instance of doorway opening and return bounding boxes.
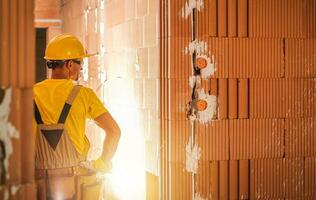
[35,28,47,83]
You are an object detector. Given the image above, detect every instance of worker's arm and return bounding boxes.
[94,112,121,168]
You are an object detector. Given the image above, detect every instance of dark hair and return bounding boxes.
[46,59,81,69]
[46,60,66,69]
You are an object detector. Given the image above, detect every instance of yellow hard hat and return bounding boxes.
[44,33,94,60]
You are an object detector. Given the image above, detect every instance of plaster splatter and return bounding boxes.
[185,136,201,174]
[0,88,20,179]
[189,76,201,88]
[196,89,217,124]
[11,185,20,195]
[194,193,207,200]
[186,40,207,55]
[182,0,204,18]
[197,55,216,79]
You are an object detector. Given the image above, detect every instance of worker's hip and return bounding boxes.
[35,166,103,200]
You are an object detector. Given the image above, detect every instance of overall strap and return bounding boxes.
[58,85,81,124]
[34,101,44,124]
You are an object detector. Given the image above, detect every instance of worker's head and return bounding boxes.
[44,34,93,81]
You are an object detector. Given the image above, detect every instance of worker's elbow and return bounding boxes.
[114,126,121,140]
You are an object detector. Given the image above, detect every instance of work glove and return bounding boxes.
[92,157,112,173]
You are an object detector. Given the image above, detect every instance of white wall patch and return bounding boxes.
[189,76,201,88]
[196,55,216,79]
[11,185,21,195]
[182,0,204,18]
[196,89,217,124]
[194,193,207,200]
[0,88,20,179]
[185,137,201,174]
[186,40,207,55]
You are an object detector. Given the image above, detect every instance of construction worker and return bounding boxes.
[33,33,121,200]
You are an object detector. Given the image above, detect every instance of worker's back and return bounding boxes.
[34,79,108,199]
[33,79,107,156]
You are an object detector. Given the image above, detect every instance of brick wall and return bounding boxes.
[102,0,160,198]
[161,0,316,199]
[61,0,160,198]
[34,0,62,40]
[0,0,37,198]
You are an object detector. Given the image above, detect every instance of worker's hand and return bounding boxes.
[92,157,112,173]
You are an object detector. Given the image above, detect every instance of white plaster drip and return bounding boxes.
[196,89,217,124]
[182,0,204,18]
[186,40,207,55]
[188,112,197,122]
[0,88,20,179]
[185,136,201,174]
[189,76,201,88]
[11,185,21,195]
[198,54,216,79]
[194,193,207,200]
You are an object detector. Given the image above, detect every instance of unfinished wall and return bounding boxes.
[0,0,36,199]
[34,0,62,40]
[161,0,316,199]
[61,0,160,199]
[102,0,160,199]
[61,0,100,90]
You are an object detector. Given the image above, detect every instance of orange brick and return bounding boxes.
[239,160,250,199]
[219,161,229,199]
[170,120,190,162]
[20,88,35,183]
[249,79,314,118]
[208,37,229,78]
[305,157,316,198]
[196,161,211,199]
[218,0,228,37]
[47,26,62,40]
[228,79,238,119]
[1,0,10,87]
[170,162,192,200]
[229,160,238,199]
[25,0,35,87]
[144,78,159,111]
[218,79,228,119]
[250,159,284,199]
[230,119,284,159]
[136,48,149,78]
[143,15,158,47]
[228,0,237,37]
[209,0,218,36]
[196,120,229,161]
[34,0,60,19]
[228,38,283,78]
[148,45,159,78]
[285,39,316,78]
[136,0,148,18]
[124,0,136,20]
[285,118,316,157]
[237,0,248,37]
[249,0,316,37]
[148,0,159,14]
[238,79,249,118]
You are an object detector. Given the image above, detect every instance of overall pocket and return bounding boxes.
[76,173,103,200]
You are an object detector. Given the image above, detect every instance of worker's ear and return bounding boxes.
[65,60,73,70]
